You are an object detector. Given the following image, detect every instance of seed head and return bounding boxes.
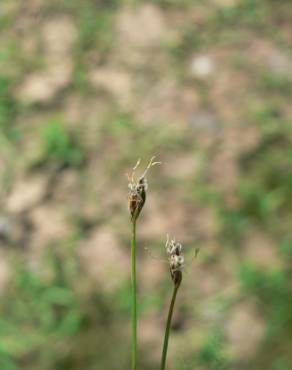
[165,235,184,287]
[127,157,160,222]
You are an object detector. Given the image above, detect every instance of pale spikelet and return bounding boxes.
[165,235,184,287]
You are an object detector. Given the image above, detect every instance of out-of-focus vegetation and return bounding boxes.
[0,0,292,369]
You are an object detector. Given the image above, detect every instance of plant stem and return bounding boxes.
[131,220,137,370]
[160,284,179,370]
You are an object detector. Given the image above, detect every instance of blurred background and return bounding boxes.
[0,0,292,369]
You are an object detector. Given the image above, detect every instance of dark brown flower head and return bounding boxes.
[165,235,184,288]
[127,157,160,222]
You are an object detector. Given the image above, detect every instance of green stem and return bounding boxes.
[160,284,179,370]
[131,220,137,370]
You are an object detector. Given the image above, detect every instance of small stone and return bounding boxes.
[190,55,215,79]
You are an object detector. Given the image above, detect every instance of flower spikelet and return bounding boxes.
[165,235,184,288]
[127,157,160,222]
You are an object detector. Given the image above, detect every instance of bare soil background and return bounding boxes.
[0,1,292,369]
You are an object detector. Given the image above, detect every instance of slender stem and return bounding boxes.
[131,220,137,370]
[160,284,179,370]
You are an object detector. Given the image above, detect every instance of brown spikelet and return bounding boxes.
[127,157,160,222]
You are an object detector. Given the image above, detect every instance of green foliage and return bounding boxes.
[0,249,80,368]
[239,263,292,368]
[73,0,117,90]
[0,76,19,141]
[213,108,292,366]
[41,119,85,168]
[0,244,158,370]
[257,72,292,96]
[195,330,229,370]
[238,125,292,236]
[149,0,198,8]
[167,0,267,64]
[0,250,120,370]
[216,0,266,27]
[0,351,19,370]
